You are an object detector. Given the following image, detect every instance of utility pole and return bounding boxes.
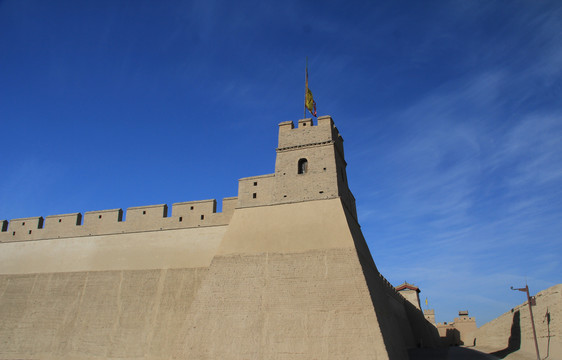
[511,285,540,360]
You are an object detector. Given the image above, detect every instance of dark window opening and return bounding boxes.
[179,217,183,222]
[98,215,102,219]
[28,230,32,234]
[142,210,146,215]
[22,222,25,226]
[298,158,308,174]
[323,167,327,171]
[253,193,257,199]
[319,191,324,194]
[190,206,194,210]
[59,219,62,223]
[254,182,257,186]
[13,231,16,236]
[200,215,204,220]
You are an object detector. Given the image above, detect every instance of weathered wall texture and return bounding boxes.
[0,199,438,360]
[0,268,208,360]
[473,284,561,360]
[170,198,438,360]
[0,226,226,274]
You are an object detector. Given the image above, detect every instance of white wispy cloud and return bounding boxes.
[356,8,562,322]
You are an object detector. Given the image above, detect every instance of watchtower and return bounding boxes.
[236,115,357,219]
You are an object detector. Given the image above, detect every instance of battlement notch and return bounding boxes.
[277,116,340,150]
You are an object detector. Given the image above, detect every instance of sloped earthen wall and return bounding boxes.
[473,284,561,360]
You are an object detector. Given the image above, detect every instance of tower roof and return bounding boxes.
[395,282,420,293]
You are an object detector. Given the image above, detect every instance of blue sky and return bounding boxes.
[1,1,560,326]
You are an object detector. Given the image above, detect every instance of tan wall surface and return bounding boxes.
[0,197,436,360]
[0,226,227,274]
[182,197,436,359]
[0,268,208,360]
[0,198,235,243]
[217,198,357,256]
[474,284,561,360]
[173,249,398,360]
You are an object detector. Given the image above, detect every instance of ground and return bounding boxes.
[409,346,542,360]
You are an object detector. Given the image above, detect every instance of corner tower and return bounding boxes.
[237,115,357,220]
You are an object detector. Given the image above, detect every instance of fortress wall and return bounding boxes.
[0,197,236,243]
[173,249,395,360]
[0,116,444,359]
[0,198,432,360]
[168,199,232,228]
[0,214,228,359]
[340,205,441,352]
[452,315,477,345]
[403,300,442,348]
[0,267,209,360]
[125,204,168,230]
[273,144,339,204]
[217,198,357,256]
[221,196,237,215]
[237,174,275,208]
[173,198,427,359]
[83,209,124,234]
[345,212,424,355]
[43,213,83,237]
[2,216,44,239]
[399,289,421,310]
[473,284,561,359]
[277,116,336,149]
[0,225,226,275]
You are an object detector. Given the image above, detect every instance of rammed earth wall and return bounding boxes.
[0,117,440,359]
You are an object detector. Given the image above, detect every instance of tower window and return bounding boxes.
[298,158,308,174]
[253,193,257,199]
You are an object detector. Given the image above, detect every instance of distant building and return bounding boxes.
[396,282,422,310]
[394,281,478,347]
[424,309,436,324]
[436,310,477,346]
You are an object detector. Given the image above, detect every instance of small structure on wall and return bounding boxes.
[396,282,422,310]
[436,310,478,346]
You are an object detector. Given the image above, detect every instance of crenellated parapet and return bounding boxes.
[0,197,237,242]
[1,116,359,242]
